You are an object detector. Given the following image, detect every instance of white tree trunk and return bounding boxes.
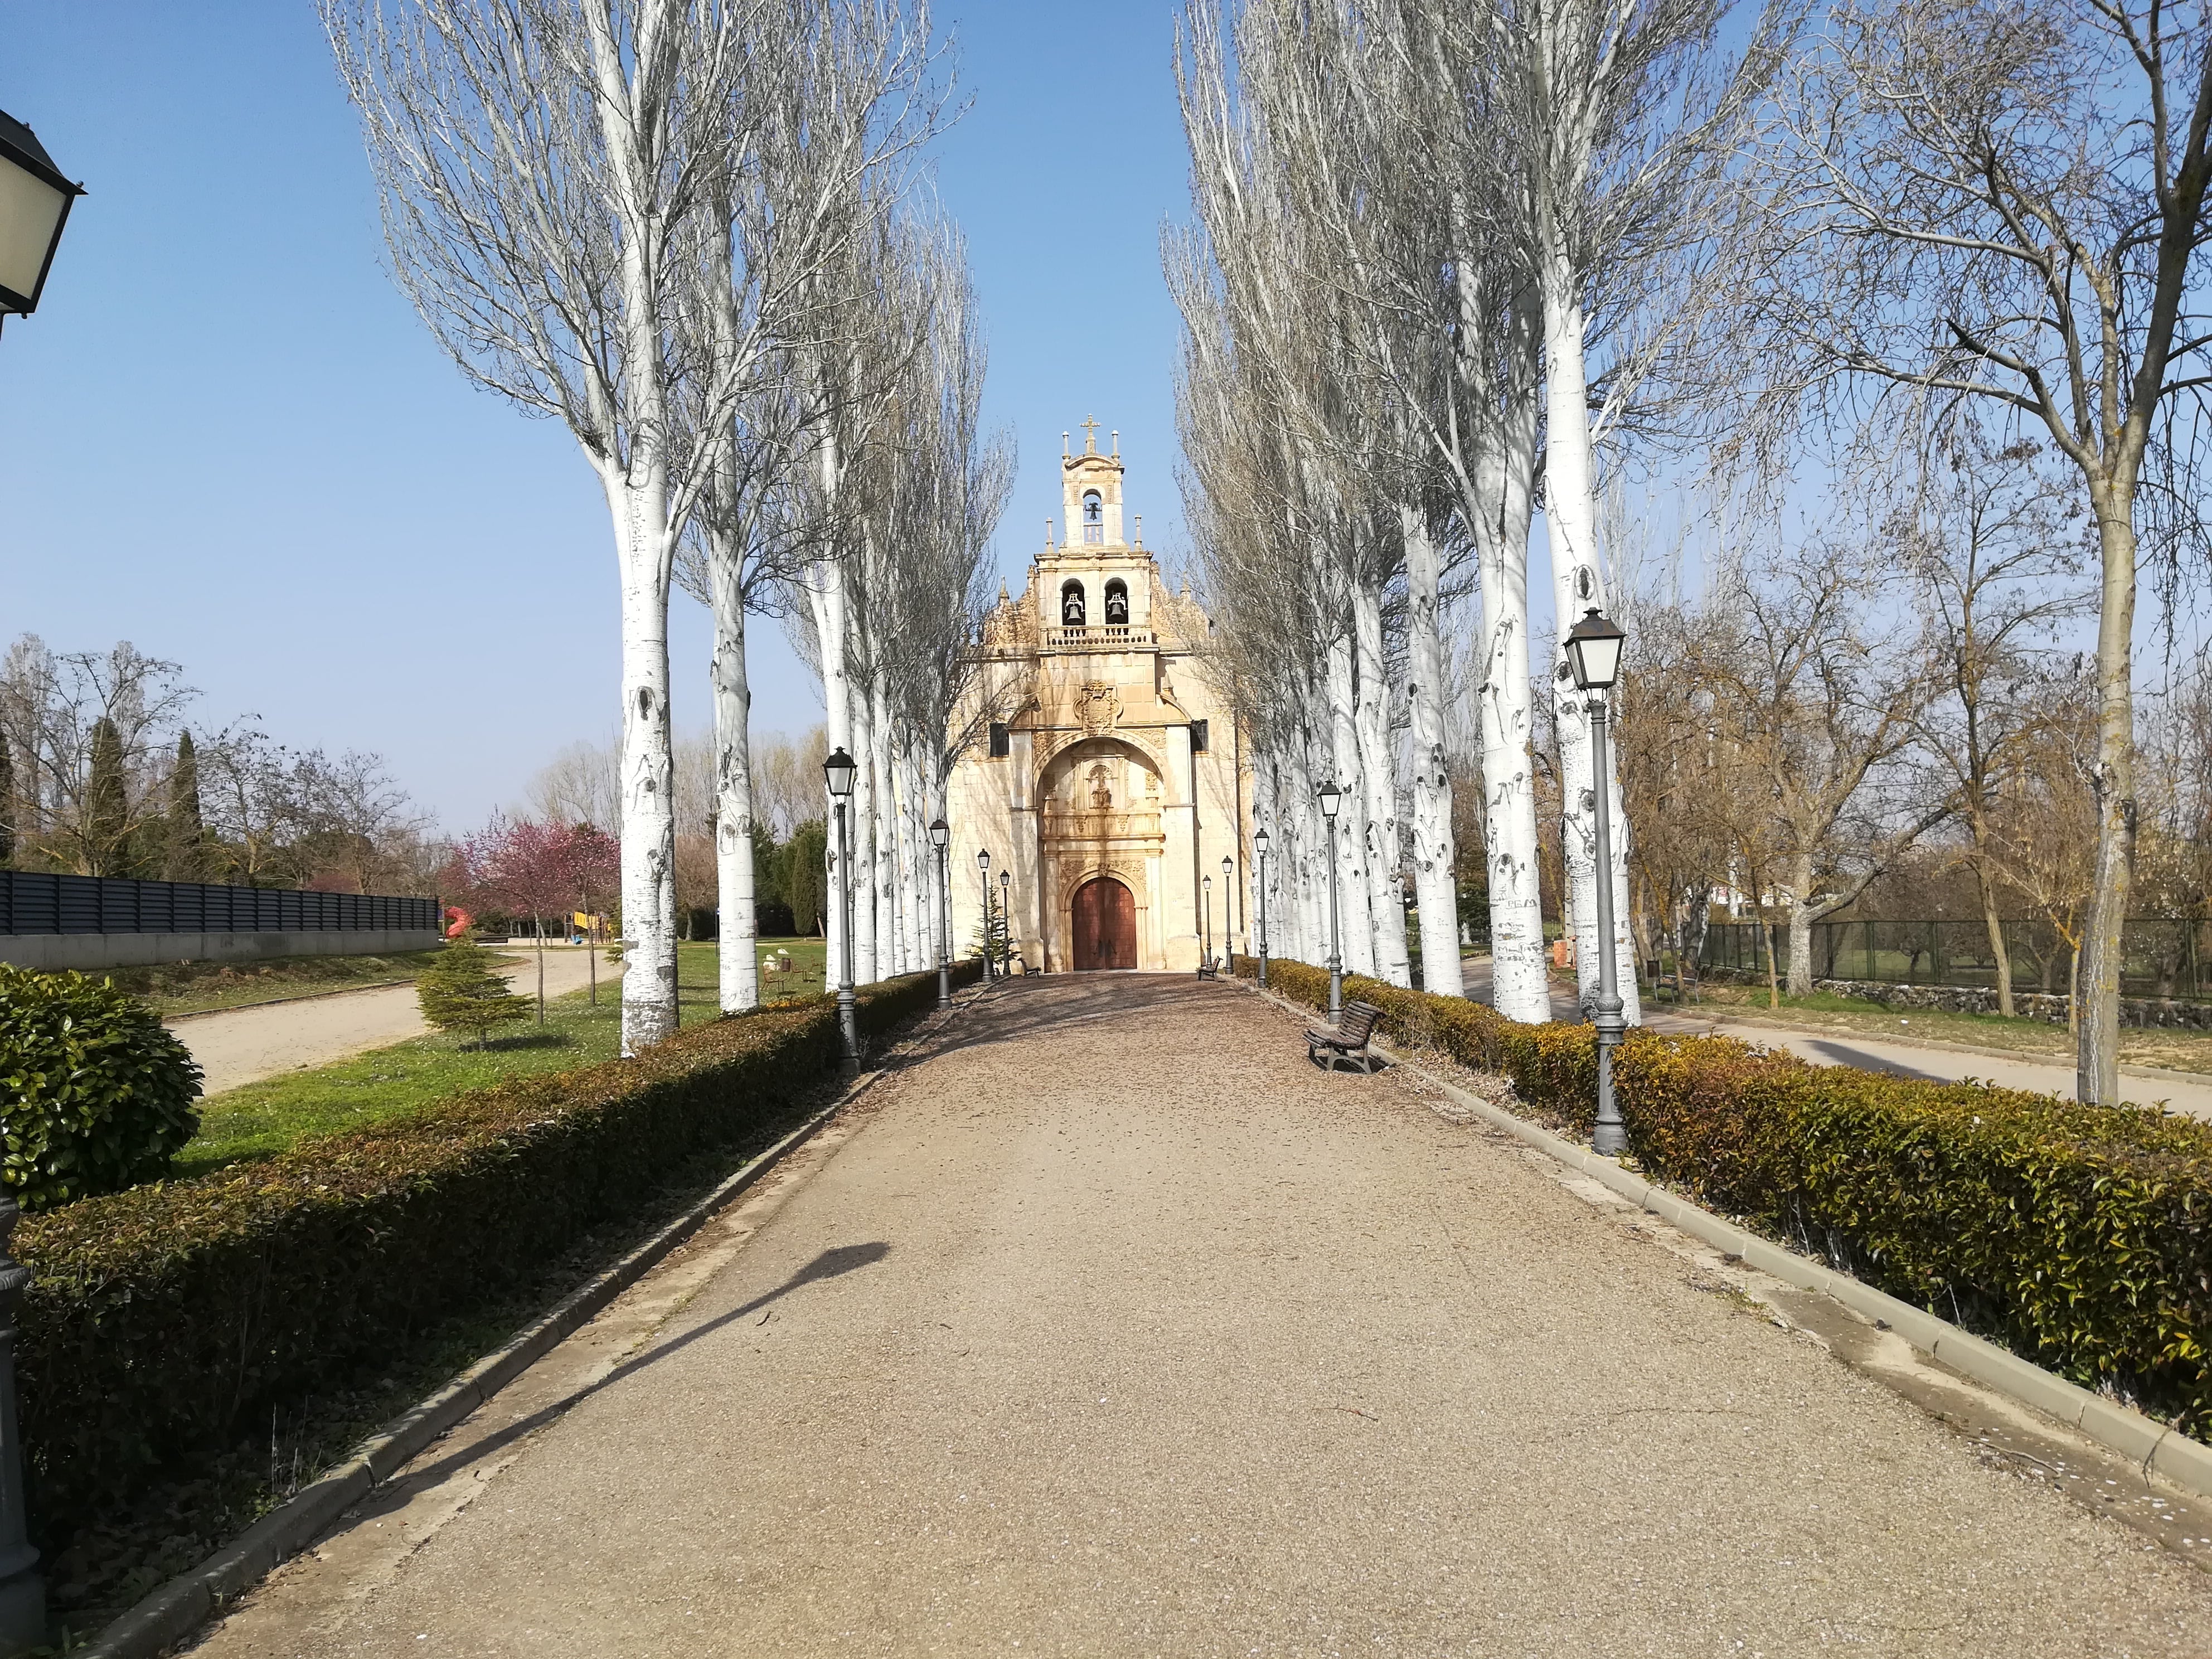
[1467,273,1551,1025]
[849,668,879,984]
[1539,242,1640,1024]
[808,557,851,994]
[1354,578,1410,987]
[900,736,925,974]
[603,468,680,1054]
[1403,505,1463,996]
[1326,627,1377,977]
[869,677,896,978]
[1298,717,1327,963]
[707,529,758,1013]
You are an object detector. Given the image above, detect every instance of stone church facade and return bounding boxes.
[946,424,1254,973]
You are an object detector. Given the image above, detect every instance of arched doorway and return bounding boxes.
[1071,876,1137,970]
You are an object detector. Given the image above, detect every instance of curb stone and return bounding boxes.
[1244,978,2212,1503]
[81,986,981,1659]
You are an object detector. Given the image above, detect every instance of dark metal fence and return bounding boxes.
[1699,916,2212,1002]
[0,871,439,937]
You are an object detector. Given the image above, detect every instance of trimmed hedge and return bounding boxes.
[1239,955,2212,1435]
[17,962,976,1542]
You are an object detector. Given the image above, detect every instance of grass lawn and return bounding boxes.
[179,940,828,1178]
[111,950,464,1018]
[1658,978,2212,1074]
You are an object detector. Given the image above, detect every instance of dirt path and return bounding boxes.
[188,974,2210,1657]
[172,947,617,1097]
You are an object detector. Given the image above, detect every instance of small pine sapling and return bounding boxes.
[415,934,532,1049]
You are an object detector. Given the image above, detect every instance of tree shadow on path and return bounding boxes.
[389,1242,891,1495]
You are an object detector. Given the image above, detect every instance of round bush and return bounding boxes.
[0,964,202,1211]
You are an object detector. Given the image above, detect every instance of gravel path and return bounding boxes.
[192,974,2212,1656]
[171,947,613,1097]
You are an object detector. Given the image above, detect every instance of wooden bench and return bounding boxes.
[1306,1000,1384,1073]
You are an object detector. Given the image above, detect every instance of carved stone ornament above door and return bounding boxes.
[1076,682,1122,736]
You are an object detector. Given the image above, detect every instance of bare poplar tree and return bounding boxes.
[327,0,754,1051]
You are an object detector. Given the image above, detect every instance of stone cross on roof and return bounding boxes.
[1081,415,1100,454]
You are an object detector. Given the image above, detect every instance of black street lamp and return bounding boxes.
[929,817,950,1007]
[0,110,78,1658]
[1318,782,1343,1018]
[1253,826,1271,988]
[822,747,860,1074]
[1565,607,1629,1156]
[1221,856,1234,968]
[977,848,992,981]
[1201,873,1213,979]
[0,111,84,333]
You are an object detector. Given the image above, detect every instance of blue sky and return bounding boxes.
[0,2,1195,830]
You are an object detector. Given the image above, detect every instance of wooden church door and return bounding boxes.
[1071,877,1137,970]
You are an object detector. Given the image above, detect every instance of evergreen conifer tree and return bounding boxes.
[168,731,207,882]
[416,934,533,1049]
[85,717,132,877]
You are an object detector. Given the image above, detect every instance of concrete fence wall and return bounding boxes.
[0,930,442,973]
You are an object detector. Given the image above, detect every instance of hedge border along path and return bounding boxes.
[17,963,981,1553]
[1239,955,2212,1447]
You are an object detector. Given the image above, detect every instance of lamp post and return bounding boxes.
[1254,826,1271,988]
[1000,870,1011,972]
[977,848,992,980]
[0,111,84,338]
[929,817,950,1007]
[0,110,78,1658]
[823,747,860,1074]
[1565,607,1629,1156]
[1201,874,1213,979]
[1318,782,1343,1018]
[1221,856,1234,968]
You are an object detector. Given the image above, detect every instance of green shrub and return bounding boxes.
[0,965,202,1211]
[1236,954,2212,1434]
[16,961,976,1546]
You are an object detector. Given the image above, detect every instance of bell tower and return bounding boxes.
[1063,416,1125,547]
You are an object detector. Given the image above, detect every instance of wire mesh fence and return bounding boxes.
[1697,917,2212,1003]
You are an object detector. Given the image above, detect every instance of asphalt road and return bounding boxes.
[190,975,2212,1656]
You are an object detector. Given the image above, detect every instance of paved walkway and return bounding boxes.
[1463,957,2212,1119]
[192,976,2211,1656]
[172,946,613,1097]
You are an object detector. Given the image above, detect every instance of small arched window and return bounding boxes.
[1060,579,1086,627]
[1082,490,1104,543]
[1103,578,1129,625]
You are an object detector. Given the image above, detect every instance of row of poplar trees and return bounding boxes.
[1168,0,2212,1109]
[325,0,1006,1052]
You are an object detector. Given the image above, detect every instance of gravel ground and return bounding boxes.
[191,974,2212,1657]
[171,948,611,1097]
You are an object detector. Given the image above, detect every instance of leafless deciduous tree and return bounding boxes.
[328,0,759,1051]
[1707,533,1949,993]
[1900,424,2089,1012]
[0,636,193,877]
[1728,0,2212,1098]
